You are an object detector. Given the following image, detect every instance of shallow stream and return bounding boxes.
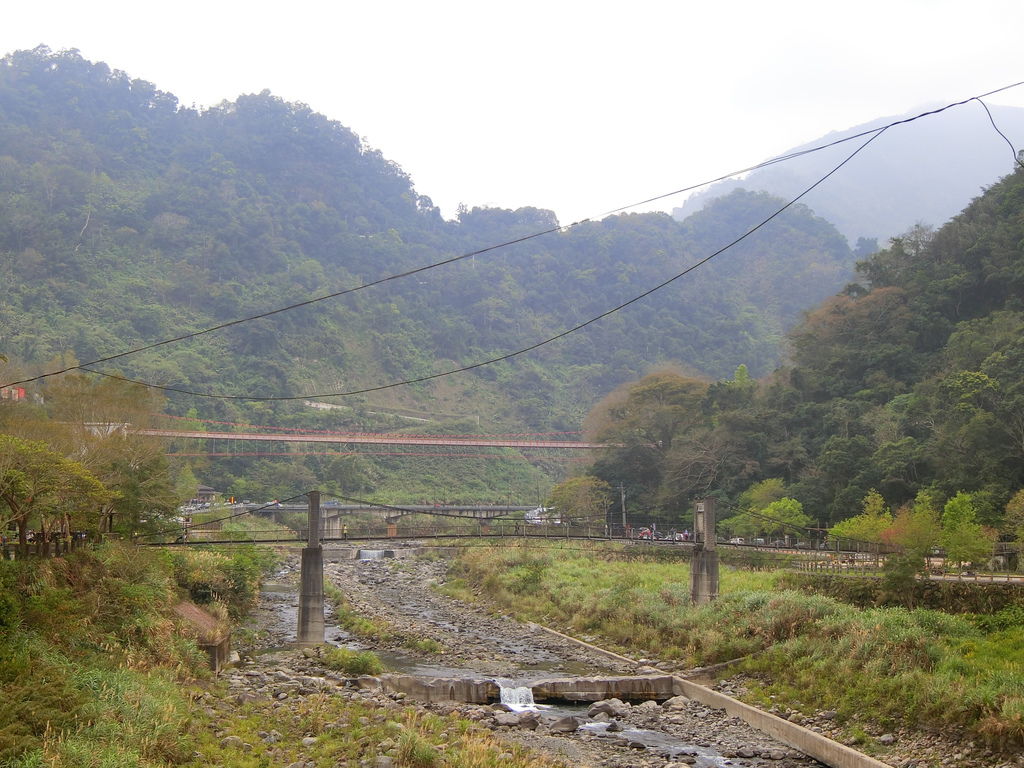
[251,569,733,767]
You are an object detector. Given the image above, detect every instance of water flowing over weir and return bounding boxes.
[497,682,545,712]
[356,549,394,561]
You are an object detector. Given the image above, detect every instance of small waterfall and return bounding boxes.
[356,550,393,561]
[498,683,539,712]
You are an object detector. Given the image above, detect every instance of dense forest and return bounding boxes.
[0,46,862,501]
[585,165,1024,532]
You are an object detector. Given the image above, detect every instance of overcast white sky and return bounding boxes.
[3,0,1023,225]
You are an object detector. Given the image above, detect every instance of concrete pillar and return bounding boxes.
[297,490,325,646]
[691,548,720,605]
[690,498,720,605]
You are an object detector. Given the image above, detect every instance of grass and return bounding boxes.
[322,647,385,675]
[0,544,565,768]
[0,545,209,765]
[325,582,446,654]
[187,695,565,768]
[447,542,1024,749]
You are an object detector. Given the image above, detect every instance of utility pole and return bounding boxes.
[619,483,627,534]
[297,490,325,646]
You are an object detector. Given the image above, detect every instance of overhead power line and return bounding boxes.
[3,81,1022,397]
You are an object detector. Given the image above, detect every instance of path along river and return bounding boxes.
[231,544,827,768]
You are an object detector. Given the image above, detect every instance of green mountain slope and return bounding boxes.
[0,47,859,499]
[589,166,1024,526]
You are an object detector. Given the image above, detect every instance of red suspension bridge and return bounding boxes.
[135,428,607,451]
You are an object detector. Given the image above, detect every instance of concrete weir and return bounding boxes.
[373,673,680,705]
[531,674,679,702]
[371,672,895,768]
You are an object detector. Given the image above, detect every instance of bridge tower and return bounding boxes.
[297,490,325,645]
[690,497,719,605]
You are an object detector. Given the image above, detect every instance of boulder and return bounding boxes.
[663,694,690,711]
[516,711,541,730]
[587,698,631,718]
[548,715,580,733]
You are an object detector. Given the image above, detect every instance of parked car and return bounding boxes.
[728,537,745,545]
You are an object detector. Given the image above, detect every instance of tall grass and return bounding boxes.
[0,543,266,764]
[189,696,564,768]
[449,543,1024,748]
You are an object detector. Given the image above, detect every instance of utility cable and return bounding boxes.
[135,492,308,540]
[77,123,889,400]
[5,81,1021,394]
[973,97,1024,168]
[315,493,521,521]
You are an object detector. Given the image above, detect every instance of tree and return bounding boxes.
[42,376,178,536]
[546,476,612,526]
[588,371,710,516]
[941,492,995,571]
[884,490,942,563]
[723,495,809,539]
[737,478,787,512]
[1005,489,1024,541]
[760,497,812,538]
[721,479,789,536]
[830,489,893,544]
[0,434,109,553]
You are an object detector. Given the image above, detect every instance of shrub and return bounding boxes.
[322,647,385,675]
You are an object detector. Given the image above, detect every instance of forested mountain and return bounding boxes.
[589,166,1024,529]
[0,46,880,500]
[672,104,1024,246]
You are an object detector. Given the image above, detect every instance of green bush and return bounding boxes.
[0,636,83,761]
[322,647,385,675]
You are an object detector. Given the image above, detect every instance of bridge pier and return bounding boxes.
[297,491,325,646]
[690,498,720,605]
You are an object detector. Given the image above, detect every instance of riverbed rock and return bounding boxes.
[494,712,521,727]
[516,711,541,730]
[587,698,631,718]
[663,694,689,711]
[548,715,580,733]
[358,675,382,690]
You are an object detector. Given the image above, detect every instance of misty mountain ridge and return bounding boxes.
[672,103,1024,245]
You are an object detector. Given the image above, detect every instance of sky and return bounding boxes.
[3,0,1024,226]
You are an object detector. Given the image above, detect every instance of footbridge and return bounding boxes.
[135,428,606,450]
[247,502,536,528]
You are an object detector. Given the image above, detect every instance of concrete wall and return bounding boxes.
[532,675,678,702]
[672,677,895,768]
[378,674,498,704]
